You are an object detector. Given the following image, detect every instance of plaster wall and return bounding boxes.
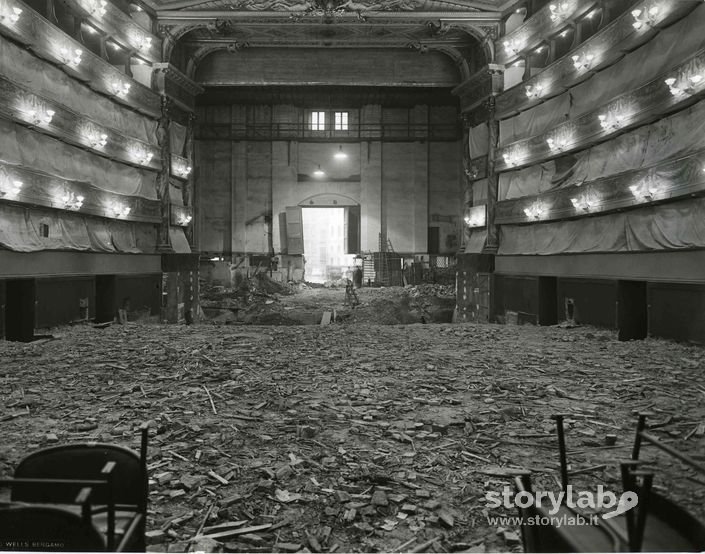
[196,102,460,256]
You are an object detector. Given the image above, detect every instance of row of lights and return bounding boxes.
[523,164,705,221]
[15,96,182,171]
[2,1,152,98]
[513,2,658,103]
[83,0,153,54]
[505,1,601,62]
[15,98,157,169]
[520,69,703,163]
[2,165,186,222]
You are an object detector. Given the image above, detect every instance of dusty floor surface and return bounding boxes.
[200,279,457,326]
[1,291,705,553]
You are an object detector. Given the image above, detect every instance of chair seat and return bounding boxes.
[58,505,140,536]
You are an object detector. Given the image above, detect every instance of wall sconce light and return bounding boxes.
[334,145,348,160]
[598,111,625,131]
[524,200,547,220]
[631,5,660,30]
[129,145,153,165]
[59,46,83,67]
[570,190,600,212]
[0,3,21,25]
[464,205,486,228]
[177,213,192,226]
[85,0,107,17]
[82,125,108,148]
[92,133,108,148]
[503,38,522,56]
[464,164,479,179]
[110,202,131,218]
[525,83,544,99]
[132,34,152,52]
[313,165,325,177]
[546,137,567,151]
[549,1,571,21]
[629,178,662,201]
[502,147,525,167]
[24,107,55,126]
[546,128,572,152]
[664,74,703,97]
[109,80,131,97]
[61,191,84,210]
[173,159,192,178]
[571,52,594,71]
[0,173,22,198]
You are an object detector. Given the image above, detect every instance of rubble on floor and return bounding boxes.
[201,279,457,326]
[1,322,704,553]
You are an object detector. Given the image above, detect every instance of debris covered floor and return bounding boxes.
[1,317,705,552]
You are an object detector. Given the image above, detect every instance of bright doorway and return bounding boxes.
[302,207,357,283]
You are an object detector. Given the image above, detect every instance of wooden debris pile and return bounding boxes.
[1,321,704,553]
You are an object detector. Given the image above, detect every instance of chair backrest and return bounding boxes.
[641,491,705,552]
[0,503,106,552]
[12,443,144,507]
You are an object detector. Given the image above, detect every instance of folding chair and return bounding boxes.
[513,414,705,552]
[2,424,149,552]
[0,501,106,552]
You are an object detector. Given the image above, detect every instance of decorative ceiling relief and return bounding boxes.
[154,0,501,12]
[154,0,503,81]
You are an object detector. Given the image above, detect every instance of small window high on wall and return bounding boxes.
[334,111,349,131]
[309,111,326,131]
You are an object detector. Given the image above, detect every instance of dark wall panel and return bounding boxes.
[494,275,538,320]
[116,274,161,316]
[35,277,95,329]
[557,278,617,328]
[0,280,5,339]
[648,283,705,344]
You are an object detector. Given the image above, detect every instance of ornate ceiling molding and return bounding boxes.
[152,0,507,14]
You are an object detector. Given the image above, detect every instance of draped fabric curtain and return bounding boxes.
[0,118,158,199]
[498,3,705,147]
[0,36,158,145]
[499,197,705,255]
[170,122,188,156]
[0,204,157,253]
[499,97,705,200]
[169,227,192,254]
[465,229,487,253]
[469,123,489,158]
